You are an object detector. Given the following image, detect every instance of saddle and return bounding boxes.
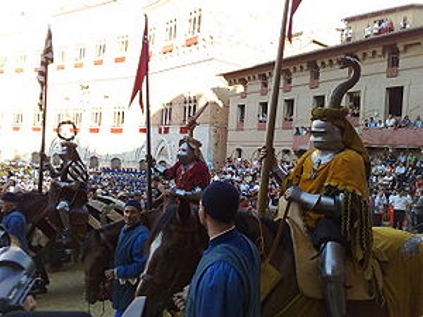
[277,198,382,301]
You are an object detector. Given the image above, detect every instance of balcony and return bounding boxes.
[292,128,423,151]
[162,44,174,54]
[236,123,244,131]
[158,126,169,134]
[257,122,266,131]
[185,35,198,47]
[309,79,319,89]
[386,67,398,78]
[110,127,123,134]
[360,127,423,148]
[282,120,293,130]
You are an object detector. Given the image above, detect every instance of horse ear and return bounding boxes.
[176,199,191,223]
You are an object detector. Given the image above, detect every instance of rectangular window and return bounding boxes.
[75,44,86,61]
[0,56,6,68]
[113,110,125,127]
[166,19,177,42]
[183,96,197,123]
[313,95,325,108]
[258,102,268,123]
[188,9,202,35]
[71,112,82,126]
[387,46,399,68]
[57,47,66,64]
[148,28,156,47]
[386,86,403,117]
[95,39,106,59]
[15,53,27,68]
[90,110,102,127]
[284,99,294,121]
[347,91,361,117]
[116,35,129,56]
[308,61,320,81]
[237,104,245,124]
[12,112,23,124]
[161,102,172,125]
[33,112,42,125]
[56,112,65,126]
[283,69,292,85]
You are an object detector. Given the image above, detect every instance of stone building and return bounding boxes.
[222,4,423,162]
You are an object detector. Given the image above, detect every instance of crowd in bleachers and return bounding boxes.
[1,149,423,230]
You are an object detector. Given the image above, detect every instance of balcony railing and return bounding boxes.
[361,127,423,147]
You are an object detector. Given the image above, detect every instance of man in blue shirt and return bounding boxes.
[183,181,261,317]
[104,199,149,317]
[0,192,28,252]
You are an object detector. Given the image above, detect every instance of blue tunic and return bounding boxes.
[112,222,149,312]
[1,209,28,252]
[185,228,261,317]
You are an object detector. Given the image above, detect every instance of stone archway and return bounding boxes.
[111,157,121,169]
[89,156,100,169]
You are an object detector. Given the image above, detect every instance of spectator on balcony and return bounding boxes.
[373,20,381,35]
[344,26,353,43]
[364,24,372,38]
[376,119,385,128]
[258,113,267,123]
[399,16,411,30]
[385,114,397,129]
[368,117,378,128]
[412,115,422,128]
[399,115,412,128]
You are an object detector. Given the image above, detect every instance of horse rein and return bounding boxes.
[256,201,291,264]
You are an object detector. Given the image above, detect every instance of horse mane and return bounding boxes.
[80,220,123,261]
[147,203,179,244]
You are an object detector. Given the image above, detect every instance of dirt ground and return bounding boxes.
[35,262,115,317]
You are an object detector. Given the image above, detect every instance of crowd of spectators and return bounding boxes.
[343,15,411,43]
[1,149,423,230]
[363,114,423,129]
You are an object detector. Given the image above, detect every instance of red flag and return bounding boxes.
[129,15,149,112]
[287,0,301,42]
[37,26,54,111]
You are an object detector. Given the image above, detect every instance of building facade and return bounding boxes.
[223,4,423,162]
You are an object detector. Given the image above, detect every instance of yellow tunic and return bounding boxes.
[283,148,373,280]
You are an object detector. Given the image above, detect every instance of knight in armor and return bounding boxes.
[45,141,89,246]
[268,57,374,317]
[154,136,211,203]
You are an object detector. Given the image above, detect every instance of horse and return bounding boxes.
[80,203,166,305]
[82,201,423,317]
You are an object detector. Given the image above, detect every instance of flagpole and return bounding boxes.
[38,74,48,193]
[257,0,291,216]
[143,15,153,210]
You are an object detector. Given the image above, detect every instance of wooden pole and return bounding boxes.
[257,0,290,216]
[38,72,48,193]
[144,15,153,210]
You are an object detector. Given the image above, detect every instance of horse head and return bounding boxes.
[80,220,123,304]
[136,199,208,317]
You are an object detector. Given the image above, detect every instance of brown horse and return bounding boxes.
[82,205,423,317]
[80,204,166,305]
[136,200,208,317]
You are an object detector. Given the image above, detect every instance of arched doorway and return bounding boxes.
[111,157,121,169]
[89,156,100,169]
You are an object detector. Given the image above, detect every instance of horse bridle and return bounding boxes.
[140,221,204,314]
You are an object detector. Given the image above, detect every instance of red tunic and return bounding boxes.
[165,160,210,191]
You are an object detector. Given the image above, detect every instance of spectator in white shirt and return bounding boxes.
[389,189,413,229]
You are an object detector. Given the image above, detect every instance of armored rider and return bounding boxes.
[45,141,89,245]
[155,136,210,203]
[268,57,374,317]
